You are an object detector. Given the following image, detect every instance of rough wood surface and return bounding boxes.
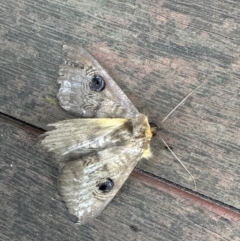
[0,0,240,240]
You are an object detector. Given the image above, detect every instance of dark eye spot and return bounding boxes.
[90,75,105,92]
[97,178,114,193]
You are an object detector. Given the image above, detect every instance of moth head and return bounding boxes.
[90,74,105,92]
[142,122,160,159]
[149,123,159,137]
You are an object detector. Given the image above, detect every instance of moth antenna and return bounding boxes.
[159,81,207,190]
[160,137,197,191]
[162,81,207,123]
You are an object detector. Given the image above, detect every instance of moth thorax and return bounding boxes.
[132,114,152,140]
[131,114,153,159]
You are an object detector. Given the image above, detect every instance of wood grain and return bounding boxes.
[0,0,240,239]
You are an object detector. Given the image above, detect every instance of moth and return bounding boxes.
[42,45,157,225]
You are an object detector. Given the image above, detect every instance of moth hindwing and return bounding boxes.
[42,45,153,224]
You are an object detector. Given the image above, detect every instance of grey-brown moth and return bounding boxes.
[42,45,155,225]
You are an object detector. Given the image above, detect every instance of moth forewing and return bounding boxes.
[57,45,139,119]
[58,145,143,225]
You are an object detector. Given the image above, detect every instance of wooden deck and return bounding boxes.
[1,0,240,240]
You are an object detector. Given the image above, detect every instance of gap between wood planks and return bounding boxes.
[1,111,240,222]
[133,169,240,222]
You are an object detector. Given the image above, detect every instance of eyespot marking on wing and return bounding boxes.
[90,75,105,92]
[97,178,114,193]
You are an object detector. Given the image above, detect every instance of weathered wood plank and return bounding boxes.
[0,0,240,210]
[0,116,239,241]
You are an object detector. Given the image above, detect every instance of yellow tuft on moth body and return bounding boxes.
[142,116,153,159]
[95,118,128,126]
[142,146,152,159]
